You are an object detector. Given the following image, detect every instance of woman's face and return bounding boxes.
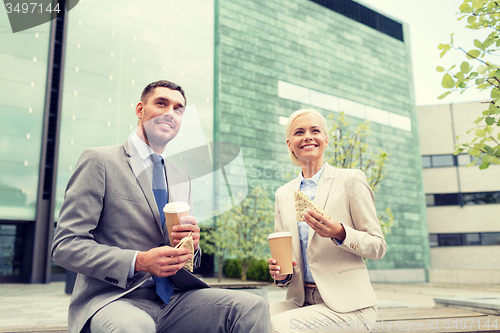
[287,113,328,166]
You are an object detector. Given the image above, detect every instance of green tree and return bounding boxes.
[201,186,274,281]
[199,221,236,282]
[324,112,393,237]
[438,0,500,169]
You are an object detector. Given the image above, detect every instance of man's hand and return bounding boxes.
[135,246,191,277]
[171,215,200,250]
[267,258,297,281]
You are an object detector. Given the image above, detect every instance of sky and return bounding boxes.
[357,0,491,106]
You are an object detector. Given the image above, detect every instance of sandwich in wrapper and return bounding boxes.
[294,190,329,222]
[175,232,194,272]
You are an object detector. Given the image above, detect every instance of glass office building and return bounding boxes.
[1,0,429,283]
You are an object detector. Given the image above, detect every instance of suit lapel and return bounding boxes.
[123,141,163,233]
[308,163,336,245]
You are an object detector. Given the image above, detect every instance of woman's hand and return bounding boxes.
[267,258,297,280]
[304,210,346,241]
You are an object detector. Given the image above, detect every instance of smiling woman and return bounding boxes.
[285,109,329,178]
[267,108,387,332]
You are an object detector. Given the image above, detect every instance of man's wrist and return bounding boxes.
[129,251,140,279]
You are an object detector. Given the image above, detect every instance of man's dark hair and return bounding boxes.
[141,80,186,105]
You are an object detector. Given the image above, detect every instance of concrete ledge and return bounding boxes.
[209,281,269,301]
[434,297,500,316]
[430,269,500,285]
[0,326,68,333]
[373,307,500,332]
[3,307,500,333]
[369,269,427,283]
[208,281,269,289]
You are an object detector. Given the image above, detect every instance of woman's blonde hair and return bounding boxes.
[285,109,329,166]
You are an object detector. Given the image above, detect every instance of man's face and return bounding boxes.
[136,87,186,151]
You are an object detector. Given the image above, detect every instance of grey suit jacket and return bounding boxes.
[275,163,387,313]
[52,140,202,333]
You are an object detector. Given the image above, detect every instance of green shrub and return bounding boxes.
[223,258,241,278]
[223,258,274,282]
[246,259,274,282]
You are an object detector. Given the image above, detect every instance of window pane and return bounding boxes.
[422,156,431,168]
[434,193,459,206]
[278,81,309,104]
[0,224,28,278]
[463,193,476,205]
[429,234,438,247]
[426,194,435,206]
[0,7,51,220]
[465,233,481,245]
[431,155,455,167]
[475,192,500,204]
[457,154,471,166]
[481,233,500,246]
[438,234,463,246]
[54,0,215,220]
[0,225,16,276]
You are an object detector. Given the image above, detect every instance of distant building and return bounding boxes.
[418,102,500,284]
[1,0,429,283]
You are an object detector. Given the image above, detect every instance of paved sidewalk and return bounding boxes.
[1,280,500,328]
[373,283,500,308]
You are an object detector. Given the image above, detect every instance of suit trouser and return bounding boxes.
[88,287,270,333]
[270,287,376,332]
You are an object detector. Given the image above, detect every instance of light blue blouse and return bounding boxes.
[297,163,325,284]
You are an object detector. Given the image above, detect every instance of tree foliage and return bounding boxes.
[200,186,274,281]
[324,112,393,237]
[438,0,500,169]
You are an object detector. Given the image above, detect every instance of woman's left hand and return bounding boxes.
[303,210,346,241]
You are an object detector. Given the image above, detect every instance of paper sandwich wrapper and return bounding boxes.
[175,232,194,272]
[294,190,328,222]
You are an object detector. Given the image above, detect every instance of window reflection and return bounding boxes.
[482,233,500,246]
[427,191,500,206]
[431,155,454,167]
[434,193,460,206]
[465,233,480,245]
[457,154,471,166]
[54,0,215,219]
[438,234,462,246]
[431,232,500,247]
[421,156,431,168]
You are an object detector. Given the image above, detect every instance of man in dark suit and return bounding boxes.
[52,80,270,333]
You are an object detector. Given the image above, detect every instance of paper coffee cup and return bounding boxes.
[268,232,293,275]
[163,202,190,246]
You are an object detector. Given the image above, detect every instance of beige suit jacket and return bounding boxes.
[274,163,386,313]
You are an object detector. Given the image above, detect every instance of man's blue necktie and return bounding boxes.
[151,154,174,304]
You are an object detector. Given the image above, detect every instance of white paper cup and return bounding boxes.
[268,232,293,275]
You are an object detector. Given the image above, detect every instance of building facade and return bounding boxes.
[1,0,429,283]
[418,102,500,284]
